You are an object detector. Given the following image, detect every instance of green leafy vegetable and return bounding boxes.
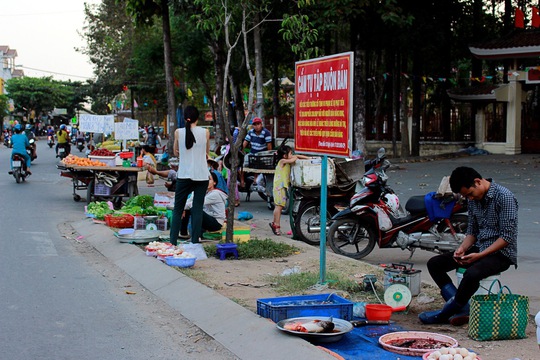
[124,195,154,209]
[87,201,114,220]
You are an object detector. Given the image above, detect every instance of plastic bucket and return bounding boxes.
[456,268,500,295]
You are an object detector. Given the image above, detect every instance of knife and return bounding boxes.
[350,320,393,327]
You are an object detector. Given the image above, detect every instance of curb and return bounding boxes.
[73,218,335,360]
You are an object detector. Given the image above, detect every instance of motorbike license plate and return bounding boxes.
[12,160,21,167]
[59,148,65,153]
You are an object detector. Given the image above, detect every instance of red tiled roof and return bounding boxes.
[470,30,540,59]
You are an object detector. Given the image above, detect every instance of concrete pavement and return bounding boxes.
[73,217,336,360]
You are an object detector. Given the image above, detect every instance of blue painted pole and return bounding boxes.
[319,155,328,284]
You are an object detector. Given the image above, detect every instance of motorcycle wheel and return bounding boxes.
[327,217,376,259]
[14,170,22,184]
[87,179,94,203]
[293,201,338,246]
[257,191,268,202]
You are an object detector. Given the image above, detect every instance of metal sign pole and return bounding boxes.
[319,155,328,284]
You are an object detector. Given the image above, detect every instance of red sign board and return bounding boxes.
[294,52,353,157]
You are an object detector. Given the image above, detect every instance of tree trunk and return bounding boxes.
[161,0,176,152]
[210,40,226,147]
[392,51,399,157]
[350,17,366,156]
[411,53,422,156]
[254,14,264,119]
[400,53,410,158]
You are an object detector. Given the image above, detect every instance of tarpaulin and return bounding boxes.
[321,323,421,359]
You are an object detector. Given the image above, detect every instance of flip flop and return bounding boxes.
[269,222,281,236]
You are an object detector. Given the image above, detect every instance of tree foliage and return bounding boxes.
[5,77,89,118]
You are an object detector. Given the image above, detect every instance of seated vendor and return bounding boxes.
[147,157,178,191]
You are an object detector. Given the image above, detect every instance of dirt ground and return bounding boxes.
[180,234,539,360]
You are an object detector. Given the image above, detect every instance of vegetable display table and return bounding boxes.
[58,164,143,207]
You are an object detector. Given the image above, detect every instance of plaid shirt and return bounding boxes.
[466,180,518,265]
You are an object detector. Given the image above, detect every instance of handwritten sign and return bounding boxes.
[294,52,353,157]
[115,119,139,140]
[79,114,115,134]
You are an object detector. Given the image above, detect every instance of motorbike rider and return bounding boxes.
[8,124,32,175]
[239,117,272,189]
[56,124,71,157]
[24,124,37,159]
[419,166,518,326]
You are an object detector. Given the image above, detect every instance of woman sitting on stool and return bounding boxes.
[178,171,228,240]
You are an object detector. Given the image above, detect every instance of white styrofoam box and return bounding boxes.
[291,158,336,188]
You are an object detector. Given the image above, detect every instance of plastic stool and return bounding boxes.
[216,243,238,260]
[456,267,500,295]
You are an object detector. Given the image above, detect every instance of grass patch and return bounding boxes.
[267,270,363,295]
[203,238,300,259]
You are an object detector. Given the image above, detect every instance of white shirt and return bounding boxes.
[177,126,208,181]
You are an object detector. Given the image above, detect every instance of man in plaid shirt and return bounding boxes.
[420,166,518,325]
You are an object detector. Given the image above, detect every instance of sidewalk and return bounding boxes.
[72,216,335,360]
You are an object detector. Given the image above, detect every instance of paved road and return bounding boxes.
[232,153,540,314]
[0,141,238,360]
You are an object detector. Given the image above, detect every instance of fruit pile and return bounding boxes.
[62,154,107,167]
[90,148,116,157]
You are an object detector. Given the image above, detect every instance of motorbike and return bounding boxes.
[4,134,12,148]
[326,149,468,260]
[290,155,375,246]
[222,145,275,209]
[57,143,71,160]
[28,138,37,161]
[76,138,85,152]
[47,135,55,148]
[11,153,29,183]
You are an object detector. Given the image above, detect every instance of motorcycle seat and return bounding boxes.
[405,195,427,214]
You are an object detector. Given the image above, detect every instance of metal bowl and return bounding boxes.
[276,316,353,343]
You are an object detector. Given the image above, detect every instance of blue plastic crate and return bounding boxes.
[256,293,353,322]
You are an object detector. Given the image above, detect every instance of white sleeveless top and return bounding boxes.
[177,126,209,181]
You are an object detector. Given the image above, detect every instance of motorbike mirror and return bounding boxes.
[377,148,386,159]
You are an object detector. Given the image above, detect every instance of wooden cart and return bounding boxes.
[58,164,143,207]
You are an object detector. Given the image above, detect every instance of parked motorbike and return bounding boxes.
[11,153,29,183]
[326,149,468,260]
[76,138,85,152]
[291,155,372,245]
[291,182,356,245]
[47,135,55,148]
[222,145,275,209]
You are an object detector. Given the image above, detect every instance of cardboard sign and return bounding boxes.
[79,114,115,134]
[114,119,139,140]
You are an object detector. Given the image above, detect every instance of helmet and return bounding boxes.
[60,124,66,130]
[25,124,32,130]
[14,124,22,131]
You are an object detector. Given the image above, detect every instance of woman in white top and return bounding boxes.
[169,106,210,245]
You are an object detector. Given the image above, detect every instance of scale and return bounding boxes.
[384,284,412,308]
[145,216,159,230]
